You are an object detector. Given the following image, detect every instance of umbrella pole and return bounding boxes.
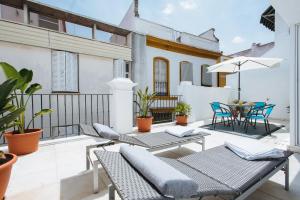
[238,64,241,101]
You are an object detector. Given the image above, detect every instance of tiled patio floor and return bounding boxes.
[1,119,299,200]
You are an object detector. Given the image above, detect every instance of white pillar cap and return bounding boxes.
[107,78,137,91]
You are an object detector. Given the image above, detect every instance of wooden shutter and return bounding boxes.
[65,52,78,92]
[180,62,193,82]
[51,50,66,91]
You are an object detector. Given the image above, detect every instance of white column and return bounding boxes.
[107,78,137,134]
[23,4,29,24]
[177,81,195,122]
[290,24,300,149]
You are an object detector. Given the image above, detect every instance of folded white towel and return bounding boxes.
[165,126,194,137]
[225,140,285,160]
[186,128,211,136]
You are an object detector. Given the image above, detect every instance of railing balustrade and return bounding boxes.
[1,93,111,145]
[133,94,182,125]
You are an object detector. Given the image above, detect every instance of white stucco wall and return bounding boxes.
[178,83,232,122]
[79,54,113,93]
[0,41,114,94]
[138,46,218,94]
[119,6,220,52]
[180,32,219,52]
[226,13,290,120]
[270,0,300,147]
[0,41,52,92]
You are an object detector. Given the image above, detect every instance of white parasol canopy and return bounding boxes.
[207,56,283,100]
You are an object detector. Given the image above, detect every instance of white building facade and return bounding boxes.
[118,1,223,95]
[0,1,132,94]
[268,0,300,150]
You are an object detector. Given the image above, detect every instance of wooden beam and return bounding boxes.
[146,35,222,60]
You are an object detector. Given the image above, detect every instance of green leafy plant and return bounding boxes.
[175,102,191,116]
[136,87,156,118]
[0,62,52,134]
[0,79,26,159]
[0,79,25,134]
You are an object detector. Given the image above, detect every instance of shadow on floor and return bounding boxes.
[200,122,284,139]
[60,168,110,200]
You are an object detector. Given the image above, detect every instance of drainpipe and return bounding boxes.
[134,0,139,17]
[92,24,97,39]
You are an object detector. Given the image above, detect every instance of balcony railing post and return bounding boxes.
[107,78,137,133]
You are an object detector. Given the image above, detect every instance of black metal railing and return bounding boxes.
[154,81,168,96]
[1,93,111,145]
[133,94,182,125]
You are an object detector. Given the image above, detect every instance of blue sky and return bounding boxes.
[37,0,274,55]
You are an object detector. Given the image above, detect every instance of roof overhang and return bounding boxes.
[0,0,131,36]
[260,6,275,31]
[146,35,222,60]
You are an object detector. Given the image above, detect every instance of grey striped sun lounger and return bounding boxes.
[93,145,292,200]
[80,124,210,170]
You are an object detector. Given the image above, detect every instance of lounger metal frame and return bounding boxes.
[86,137,205,170]
[94,155,289,200]
[88,137,206,193]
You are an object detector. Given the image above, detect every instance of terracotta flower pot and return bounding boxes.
[4,129,42,155]
[136,117,153,132]
[176,115,188,126]
[0,153,17,200]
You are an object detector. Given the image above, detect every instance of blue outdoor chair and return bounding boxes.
[210,102,234,131]
[252,102,266,113]
[243,102,265,117]
[244,104,275,134]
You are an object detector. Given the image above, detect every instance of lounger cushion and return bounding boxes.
[93,123,119,140]
[120,145,198,198]
[225,140,285,160]
[165,126,194,137]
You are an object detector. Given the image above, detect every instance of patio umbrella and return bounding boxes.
[207,56,283,100]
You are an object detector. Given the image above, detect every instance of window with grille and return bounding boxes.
[180,61,193,83]
[153,57,169,96]
[201,64,212,87]
[51,50,79,92]
[125,62,131,79]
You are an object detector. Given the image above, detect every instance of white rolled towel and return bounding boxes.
[225,140,285,160]
[165,126,194,137]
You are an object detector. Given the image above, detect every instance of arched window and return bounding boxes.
[180,61,193,83]
[153,57,169,96]
[201,64,212,87]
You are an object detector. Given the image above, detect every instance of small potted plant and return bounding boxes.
[135,87,156,132]
[175,102,191,126]
[0,62,52,155]
[0,79,23,199]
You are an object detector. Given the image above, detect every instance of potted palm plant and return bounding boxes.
[0,62,52,155]
[0,79,23,199]
[136,87,156,132]
[175,102,191,126]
